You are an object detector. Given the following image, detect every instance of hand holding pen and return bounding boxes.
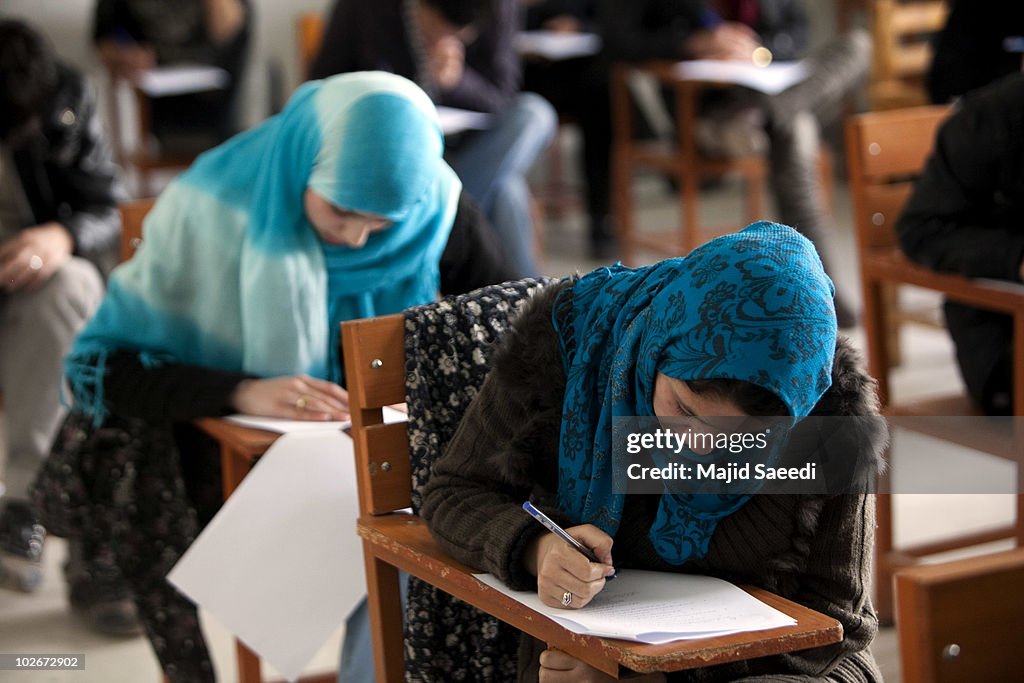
[523,502,616,610]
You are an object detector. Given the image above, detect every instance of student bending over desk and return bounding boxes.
[30,71,515,683]
[422,222,885,681]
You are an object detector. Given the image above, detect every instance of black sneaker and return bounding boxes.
[0,500,45,593]
[65,539,144,637]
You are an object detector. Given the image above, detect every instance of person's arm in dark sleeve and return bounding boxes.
[896,79,1024,281]
[422,283,571,590]
[56,72,126,270]
[439,0,521,111]
[439,191,519,295]
[100,350,256,421]
[598,0,703,61]
[309,0,360,80]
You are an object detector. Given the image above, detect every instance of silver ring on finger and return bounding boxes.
[28,254,43,271]
[561,590,573,607]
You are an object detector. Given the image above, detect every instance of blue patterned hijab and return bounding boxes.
[67,72,460,422]
[552,222,837,565]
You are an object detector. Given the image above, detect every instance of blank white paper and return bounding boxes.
[168,431,364,681]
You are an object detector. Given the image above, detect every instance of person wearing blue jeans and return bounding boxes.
[338,573,409,682]
[445,93,555,276]
[310,0,557,277]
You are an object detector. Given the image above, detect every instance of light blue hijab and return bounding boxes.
[67,72,460,422]
[552,222,837,565]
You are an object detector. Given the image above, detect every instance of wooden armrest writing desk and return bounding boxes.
[359,514,842,677]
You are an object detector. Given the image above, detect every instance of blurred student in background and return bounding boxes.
[600,0,870,327]
[0,19,133,634]
[311,0,557,276]
[93,0,251,150]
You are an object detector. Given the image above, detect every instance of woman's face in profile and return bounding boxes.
[652,373,748,455]
[304,189,391,248]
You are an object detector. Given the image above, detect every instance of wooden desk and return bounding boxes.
[360,514,843,677]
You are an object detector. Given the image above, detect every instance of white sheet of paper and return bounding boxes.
[475,570,796,644]
[516,31,602,60]
[673,60,808,95]
[135,65,230,97]
[437,106,492,135]
[223,405,405,433]
[168,431,364,681]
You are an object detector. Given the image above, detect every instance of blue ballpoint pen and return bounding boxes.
[522,501,615,578]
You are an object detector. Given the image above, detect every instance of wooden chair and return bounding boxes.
[868,0,949,110]
[297,12,325,81]
[895,548,1024,682]
[845,105,1024,623]
[610,62,832,264]
[340,310,844,682]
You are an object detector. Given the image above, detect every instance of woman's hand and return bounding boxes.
[230,374,350,421]
[526,524,615,609]
[0,223,73,292]
[539,649,666,683]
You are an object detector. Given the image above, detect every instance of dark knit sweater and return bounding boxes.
[422,280,885,682]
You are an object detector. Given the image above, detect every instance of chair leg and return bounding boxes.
[236,641,263,683]
[365,552,406,683]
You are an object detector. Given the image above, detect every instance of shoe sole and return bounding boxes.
[0,555,43,593]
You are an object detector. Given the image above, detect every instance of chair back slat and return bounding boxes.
[849,105,949,181]
[861,182,915,249]
[341,314,409,518]
[118,197,156,262]
[362,422,413,514]
[846,106,951,253]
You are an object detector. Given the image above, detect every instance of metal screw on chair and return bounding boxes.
[872,212,885,226]
[381,461,392,472]
[370,358,383,369]
[941,644,961,660]
[868,142,881,156]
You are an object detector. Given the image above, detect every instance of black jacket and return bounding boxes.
[10,64,124,275]
[896,74,1024,407]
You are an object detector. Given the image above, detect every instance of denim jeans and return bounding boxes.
[338,572,409,682]
[446,93,556,278]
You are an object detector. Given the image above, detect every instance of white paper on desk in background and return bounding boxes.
[475,570,795,644]
[673,60,808,95]
[516,31,602,60]
[223,405,405,434]
[168,430,364,682]
[437,106,492,135]
[135,65,229,97]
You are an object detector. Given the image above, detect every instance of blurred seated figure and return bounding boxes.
[93,0,251,150]
[600,0,870,327]
[898,74,1024,415]
[0,19,136,635]
[311,0,557,276]
[522,0,616,258]
[926,0,1024,104]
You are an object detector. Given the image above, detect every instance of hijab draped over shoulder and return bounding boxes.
[552,222,837,565]
[67,72,460,422]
